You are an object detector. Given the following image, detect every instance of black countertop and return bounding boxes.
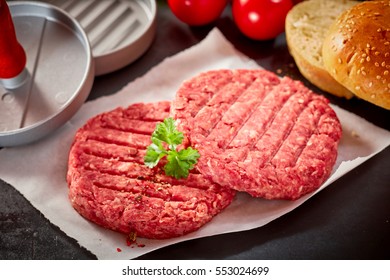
[1,2,389,260]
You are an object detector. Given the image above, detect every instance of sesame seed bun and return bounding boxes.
[285,0,357,99]
[322,0,390,110]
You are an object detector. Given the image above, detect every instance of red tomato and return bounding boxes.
[167,0,228,26]
[232,0,293,40]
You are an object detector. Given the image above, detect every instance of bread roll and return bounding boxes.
[322,1,390,110]
[285,0,358,99]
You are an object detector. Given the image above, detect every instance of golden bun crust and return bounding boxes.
[287,43,355,99]
[285,0,357,99]
[322,0,390,110]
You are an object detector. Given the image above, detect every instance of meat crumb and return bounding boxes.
[351,130,360,138]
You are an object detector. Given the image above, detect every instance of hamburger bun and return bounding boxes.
[322,0,390,110]
[285,0,358,99]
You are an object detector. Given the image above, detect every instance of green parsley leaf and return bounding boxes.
[144,141,167,168]
[164,148,200,179]
[144,118,200,179]
[151,117,183,150]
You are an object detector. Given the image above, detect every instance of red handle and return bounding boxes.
[0,0,26,79]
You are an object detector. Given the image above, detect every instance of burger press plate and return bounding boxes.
[37,0,157,75]
[0,1,94,147]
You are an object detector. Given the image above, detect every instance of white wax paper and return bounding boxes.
[1,29,389,260]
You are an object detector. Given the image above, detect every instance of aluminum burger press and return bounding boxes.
[0,0,156,147]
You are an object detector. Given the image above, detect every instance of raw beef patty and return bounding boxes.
[171,69,342,200]
[67,101,236,239]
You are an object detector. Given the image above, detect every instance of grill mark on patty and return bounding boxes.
[76,150,221,195]
[77,139,145,163]
[78,115,161,161]
[228,78,295,153]
[246,81,314,168]
[82,127,151,148]
[90,173,199,203]
[68,101,236,238]
[78,150,210,186]
[89,172,228,207]
[75,155,227,205]
[214,78,316,167]
[192,70,265,141]
[174,70,234,118]
[206,73,280,149]
[172,69,341,199]
[99,116,160,135]
[270,96,323,168]
[79,152,155,178]
[122,102,170,120]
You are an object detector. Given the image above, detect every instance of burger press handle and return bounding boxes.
[0,0,94,147]
[0,0,28,89]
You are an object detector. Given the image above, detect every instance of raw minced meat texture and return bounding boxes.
[171,69,342,200]
[67,101,236,239]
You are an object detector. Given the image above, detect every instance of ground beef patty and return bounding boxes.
[171,69,342,200]
[67,101,235,239]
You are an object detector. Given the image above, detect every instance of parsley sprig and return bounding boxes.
[144,118,200,179]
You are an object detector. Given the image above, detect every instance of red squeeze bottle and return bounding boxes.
[0,0,26,79]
